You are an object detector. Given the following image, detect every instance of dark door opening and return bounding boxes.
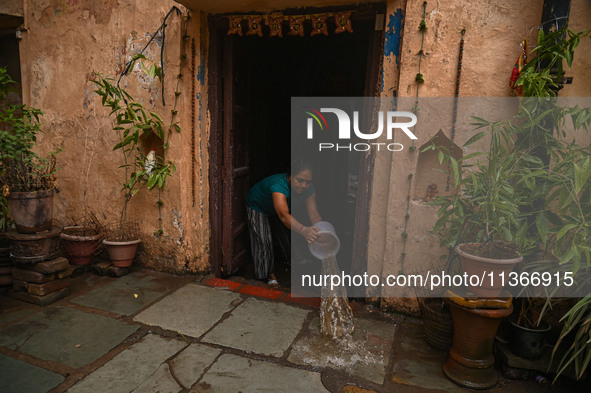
[0,14,24,106]
[209,6,385,283]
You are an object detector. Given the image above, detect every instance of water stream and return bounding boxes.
[320,256,354,339]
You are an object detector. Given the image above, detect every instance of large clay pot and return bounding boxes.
[455,243,522,298]
[443,293,513,390]
[8,189,54,234]
[6,226,61,264]
[103,239,141,267]
[60,226,102,266]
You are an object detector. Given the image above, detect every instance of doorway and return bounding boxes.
[208,5,387,281]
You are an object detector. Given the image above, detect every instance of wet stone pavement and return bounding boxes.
[0,269,588,393]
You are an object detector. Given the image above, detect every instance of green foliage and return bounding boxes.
[516,27,587,97]
[92,65,176,226]
[426,27,591,379]
[552,296,591,381]
[0,67,59,230]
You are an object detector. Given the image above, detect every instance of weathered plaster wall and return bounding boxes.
[20,0,211,273]
[562,0,591,97]
[18,0,590,283]
[370,0,591,314]
[0,0,24,17]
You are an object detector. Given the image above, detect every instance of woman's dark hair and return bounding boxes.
[289,158,313,176]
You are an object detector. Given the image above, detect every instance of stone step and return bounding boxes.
[17,257,69,274]
[9,287,70,306]
[26,278,70,296]
[12,268,56,284]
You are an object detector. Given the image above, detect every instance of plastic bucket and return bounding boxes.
[308,221,340,259]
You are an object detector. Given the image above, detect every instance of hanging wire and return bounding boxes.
[445,28,466,192]
[117,6,183,106]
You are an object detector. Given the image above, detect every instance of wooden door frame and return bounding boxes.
[207,5,387,279]
[208,16,225,277]
[351,11,386,280]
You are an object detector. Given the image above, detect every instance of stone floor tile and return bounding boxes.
[132,363,182,393]
[67,334,186,393]
[169,344,222,389]
[70,271,177,315]
[191,353,329,392]
[0,353,64,393]
[202,297,310,357]
[0,306,138,368]
[288,316,395,385]
[134,284,242,338]
[390,319,460,392]
[0,297,38,327]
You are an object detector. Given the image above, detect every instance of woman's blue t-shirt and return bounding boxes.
[246,173,314,216]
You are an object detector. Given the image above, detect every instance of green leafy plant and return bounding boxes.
[427,26,591,379]
[0,67,59,230]
[93,57,176,238]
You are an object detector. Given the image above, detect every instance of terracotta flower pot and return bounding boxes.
[443,294,513,390]
[103,239,141,267]
[455,243,522,298]
[8,189,54,234]
[60,226,102,266]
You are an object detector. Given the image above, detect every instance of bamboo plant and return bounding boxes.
[426,27,591,379]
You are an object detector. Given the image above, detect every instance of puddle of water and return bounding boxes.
[320,256,354,339]
[294,334,384,368]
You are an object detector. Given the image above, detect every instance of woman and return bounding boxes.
[246,159,321,286]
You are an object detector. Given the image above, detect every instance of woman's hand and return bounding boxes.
[301,226,319,244]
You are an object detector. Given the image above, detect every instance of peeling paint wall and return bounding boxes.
[19,0,211,274]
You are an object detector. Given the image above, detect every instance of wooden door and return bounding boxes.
[220,36,250,276]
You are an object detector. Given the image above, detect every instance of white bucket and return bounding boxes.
[308,221,340,259]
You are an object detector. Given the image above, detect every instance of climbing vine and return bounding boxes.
[399,2,429,273]
[411,1,428,117]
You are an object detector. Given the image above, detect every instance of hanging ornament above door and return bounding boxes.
[225,12,354,37]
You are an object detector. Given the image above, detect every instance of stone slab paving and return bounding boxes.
[0,353,64,393]
[132,363,182,393]
[67,334,187,393]
[192,353,329,392]
[390,319,461,392]
[202,297,311,357]
[0,306,139,368]
[288,316,396,385]
[0,302,38,327]
[134,284,242,338]
[70,271,177,315]
[169,344,222,389]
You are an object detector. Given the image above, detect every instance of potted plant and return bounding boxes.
[0,67,60,234]
[425,121,527,298]
[60,212,105,266]
[496,26,591,370]
[427,26,591,385]
[92,55,176,267]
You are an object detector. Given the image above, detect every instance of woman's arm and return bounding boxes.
[272,192,318,243]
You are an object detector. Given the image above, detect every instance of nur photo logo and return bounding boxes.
[303,105,418,152]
